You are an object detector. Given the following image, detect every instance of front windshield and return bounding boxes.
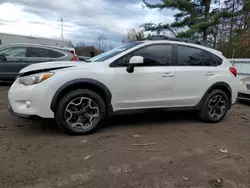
[89,41,143,62]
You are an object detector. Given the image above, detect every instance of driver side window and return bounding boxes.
[112,44,173,67]
[0,47,27,57]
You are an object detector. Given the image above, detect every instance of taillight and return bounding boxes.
[229,67,237,77]
[68,51,78,61]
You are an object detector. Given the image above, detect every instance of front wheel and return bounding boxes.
[199,89,229,123]
[55,89,107,135]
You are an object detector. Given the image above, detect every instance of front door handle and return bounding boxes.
[162,72,174,77]
[206,71,215,76]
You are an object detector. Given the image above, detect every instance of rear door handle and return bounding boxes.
[206,71,215,76]
[162,72,174,77]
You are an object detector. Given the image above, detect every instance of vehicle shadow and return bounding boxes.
[0,81,13,86]
[106,109,198,129]
[31,110,198,135]
[237,99,250,106]
[35,119,62,134]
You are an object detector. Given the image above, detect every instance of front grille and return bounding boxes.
[238,93,250,99]
[246,84,250,90]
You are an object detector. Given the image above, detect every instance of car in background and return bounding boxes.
[238,77,250,101]
[0,43,78,81]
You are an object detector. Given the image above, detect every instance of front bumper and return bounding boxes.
[8,79,55,118]
[238,92,250,101]
[8,104,40,119]
[237,82,250,101]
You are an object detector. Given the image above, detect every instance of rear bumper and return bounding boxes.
[237,92,250,101]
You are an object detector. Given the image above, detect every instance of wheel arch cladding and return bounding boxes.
[196,82,232,110]
[50,78,112,113]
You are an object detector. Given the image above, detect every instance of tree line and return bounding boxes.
[75,34,114,57]
[122,0,250,58]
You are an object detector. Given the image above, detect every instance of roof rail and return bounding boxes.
[144,35,214,49]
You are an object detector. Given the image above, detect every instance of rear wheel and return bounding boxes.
[55,89,106,135]
[199,89,229,123]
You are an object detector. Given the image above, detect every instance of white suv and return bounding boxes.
[8,37,239,134]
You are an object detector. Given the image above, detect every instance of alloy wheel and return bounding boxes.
[208,94,227,119]
[64,97,100,129]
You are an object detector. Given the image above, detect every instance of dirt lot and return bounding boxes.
[0,84,249,188]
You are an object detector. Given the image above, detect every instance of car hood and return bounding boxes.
[19,61,86,74]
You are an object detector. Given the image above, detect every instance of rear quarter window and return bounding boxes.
[49,50,65,58]
[178,45,223,67]
[210,54,223,66]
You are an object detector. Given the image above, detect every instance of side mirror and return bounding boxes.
[129,56,144,64]
[126,56,144,73]
[0,54,6,61]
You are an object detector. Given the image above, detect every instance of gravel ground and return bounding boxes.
[0,84,249,188]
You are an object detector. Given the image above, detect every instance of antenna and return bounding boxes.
[61,17,64,40]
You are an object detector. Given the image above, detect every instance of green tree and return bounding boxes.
[142,0,233,42]
[217,0,250,57]
[141,22,179,36]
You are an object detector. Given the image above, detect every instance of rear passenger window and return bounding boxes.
[178,46,221,66]
[28,47,64,58]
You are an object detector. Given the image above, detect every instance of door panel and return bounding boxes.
[174,45,221,107]
[174,66,215,106]
[27,57,52,64]
[112,44,176,111]
[0,47,28,80]
[113,66,176,110]
[0,57,29,80]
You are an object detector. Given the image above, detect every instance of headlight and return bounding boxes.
[19,72,54,86]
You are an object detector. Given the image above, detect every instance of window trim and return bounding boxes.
[26,47,66,59]
[176,44,222,67]
[110,43,174,67]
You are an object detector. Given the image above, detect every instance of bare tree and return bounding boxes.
[98,43,115,52]
[122,29,145,43]
[95,34,106,51]
[106,44,114,51]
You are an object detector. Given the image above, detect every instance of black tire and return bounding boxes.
[55,89,106,135]
[199,89,229,123]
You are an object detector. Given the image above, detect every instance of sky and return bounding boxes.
[0,0,175,46]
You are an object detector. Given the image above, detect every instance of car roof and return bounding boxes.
[1,43,74,51]
[143,40,223,57]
